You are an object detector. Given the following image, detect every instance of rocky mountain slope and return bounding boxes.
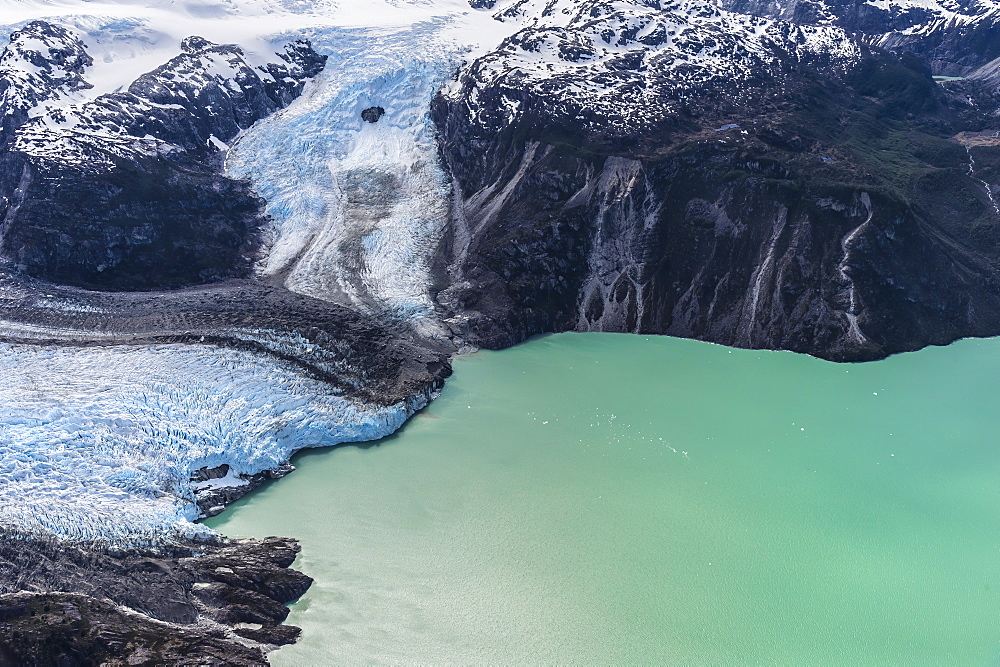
[432,0,1000,361]
[0,22,325,290]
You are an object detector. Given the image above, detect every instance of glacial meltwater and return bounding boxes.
[206,333,1000,663]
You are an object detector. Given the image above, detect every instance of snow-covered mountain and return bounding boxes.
[16,35,324,169]
[0,0,996,548]
[452,0,860,135]
[723,0,1000,74]
[0,20,92,139]
[1,0,1000,657]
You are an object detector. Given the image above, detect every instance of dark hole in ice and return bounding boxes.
[361,106,385,123]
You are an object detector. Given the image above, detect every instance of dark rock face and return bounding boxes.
[0,530,313,663]
[0,151,268,290]
[0,33,326,291]
[362,106,385,123]
[434,2,1000,361]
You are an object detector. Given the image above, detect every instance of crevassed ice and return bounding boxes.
[0,1,509,547]
[0,343,417,548]
[225,25,457,327]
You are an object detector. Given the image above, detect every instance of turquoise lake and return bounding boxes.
[207,332,1000,664]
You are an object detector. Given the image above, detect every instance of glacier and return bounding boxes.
[225,33,455,327]
[0,0,518,548]
[0,341,424,547]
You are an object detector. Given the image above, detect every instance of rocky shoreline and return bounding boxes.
[0,531,312,664]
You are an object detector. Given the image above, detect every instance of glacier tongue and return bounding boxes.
[225,32,457,328]
[0,1,514,547]
[0,342,421,548]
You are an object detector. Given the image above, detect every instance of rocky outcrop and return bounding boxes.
[192,464,297,518]
[0,29,325,291]
[0,594,268,667]
[361,106,386,123]
[0,530,313,663]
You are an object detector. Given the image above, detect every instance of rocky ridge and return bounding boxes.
[0,530,312,664]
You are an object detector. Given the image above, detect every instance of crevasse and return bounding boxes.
[226,26,458,332]
[0,343,424,548]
